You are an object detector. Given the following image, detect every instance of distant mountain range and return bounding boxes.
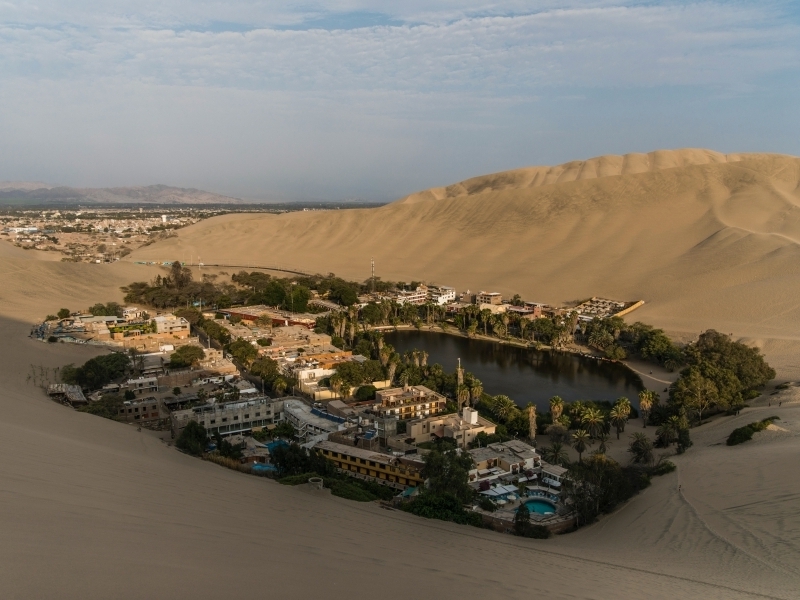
[0,182,241,204]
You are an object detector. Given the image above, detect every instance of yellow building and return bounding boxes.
[375,385,446,420]
[315,440,424,490]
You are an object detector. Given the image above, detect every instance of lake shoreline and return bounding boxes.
[381,325,644,408]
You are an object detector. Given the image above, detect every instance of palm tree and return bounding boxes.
[595,431,610,455]
[387,354,400,383]
[399,370,411,387]
[479,309,492,336]
[469,379,483,405]
[657,419,678,446]
[581,407,604,439]
[569,400,585,426]
[541,442,569,466]
[628,432,654,466]
[329,373,342,397]
[493,395,516,421]
[609,404,628,439]
[571,429,590,463]
[549,396,564,421]
[518,318,528,341]
[273,376,288,397]
[638,390,655,428]
[456,384,470,409]
[379,344,393,367]
[616,397,632,419]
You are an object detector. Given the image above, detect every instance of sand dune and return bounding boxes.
[1,240,799,598]
[130,149,800,377]
[4,151,800,598]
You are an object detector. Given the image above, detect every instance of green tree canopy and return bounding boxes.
[176,421,208,456]
[168,345,205,368]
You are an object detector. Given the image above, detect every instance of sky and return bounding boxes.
[0,1,798,202]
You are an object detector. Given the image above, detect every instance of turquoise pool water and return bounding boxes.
[523,499,556,515]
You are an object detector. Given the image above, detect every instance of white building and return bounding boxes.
[171,396,284,438]
[428,286,456,305]
[282,398,349,444]
[394,286,428,306]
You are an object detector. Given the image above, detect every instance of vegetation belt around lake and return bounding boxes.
[49,262,778,537]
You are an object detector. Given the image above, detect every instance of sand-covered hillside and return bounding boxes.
[130,149,800,374]
[1,233,800,599]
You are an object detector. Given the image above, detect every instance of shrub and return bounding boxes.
[517,523,551,539]
[403,493,483,527]
[57,308,71,319]
[168,345,205,368]
[176,421,208,456]
[478,497,497,512]
[354,384,377,401]
[650,460,676,476]
[327,479,375,502]
[78,394,123,419]
[278,472,320,486]
[726,417,779,446]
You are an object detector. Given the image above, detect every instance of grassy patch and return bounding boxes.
[278,472,397,502]
[726,417,779,446]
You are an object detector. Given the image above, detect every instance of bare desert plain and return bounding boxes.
[2,149,800,599]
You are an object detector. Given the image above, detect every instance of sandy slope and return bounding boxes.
[1,199,800,598]
[128,148,800,377]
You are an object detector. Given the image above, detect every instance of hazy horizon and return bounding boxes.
[1,1,798,202]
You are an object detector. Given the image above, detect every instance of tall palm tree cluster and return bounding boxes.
[539,392,660,465]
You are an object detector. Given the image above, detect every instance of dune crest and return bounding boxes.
[397,149,793,204]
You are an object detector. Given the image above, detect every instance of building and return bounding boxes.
[118,396,164,424]
[153,315,191,336]
[283,398,349,443]
[127,376,158,395]
[197,348,239,376]
[476,292,503,305]
[407,407,496,448]
[374,385,447,419]
[315,440,425,490]
[171,396,284,438]
[394,286,428,306]
[468,440,541,485]
[259,326,333,356]
[428,285,456,305]
[46,383,88,406]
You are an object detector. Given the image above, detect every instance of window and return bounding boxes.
[134,415,140,420]
[222,418,227,422]
[151,406,157,410]
[134,407,139,413]
[255,412,260,417]
[234,416,239,421]
[210,419,216,424]
[245,414,250,419]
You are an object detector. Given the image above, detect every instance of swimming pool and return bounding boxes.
[522,499,557,515]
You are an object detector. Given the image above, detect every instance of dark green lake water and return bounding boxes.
[385,330,642,410]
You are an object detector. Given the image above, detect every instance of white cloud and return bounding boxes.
[0,1,797,198]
